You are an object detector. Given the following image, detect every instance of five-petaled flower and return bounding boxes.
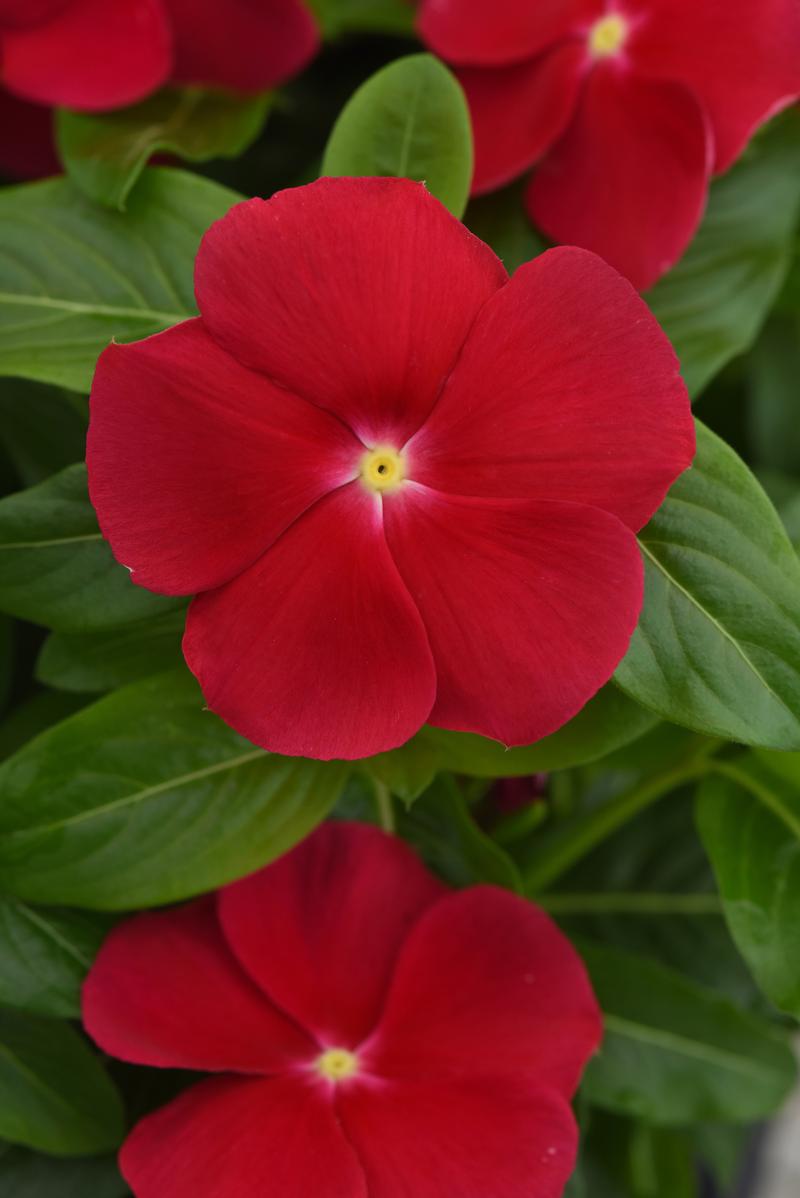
[88,176,694,761]
[83,821,603,1198]
[0,0,318,177]
[417,0,800,289]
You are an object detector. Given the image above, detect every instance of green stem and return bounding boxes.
[522,750,717,895]
[372,779,395,833]
[538,891,723,916]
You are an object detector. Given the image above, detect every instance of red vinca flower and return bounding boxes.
[0,0,318,178]
[83,821,603,1198]
[88,177,694,761]
[417,0,800,289]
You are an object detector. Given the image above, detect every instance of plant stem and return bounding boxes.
[372,779,395,833]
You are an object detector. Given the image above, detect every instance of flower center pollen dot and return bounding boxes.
[315,1047,360,1082]
[589,12,628,57]
[360,446,405,493]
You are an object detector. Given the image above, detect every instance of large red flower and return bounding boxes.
[83,821,603,1198]
[87,176,693,761]
[0,0,319,178]
[417,0,800,289]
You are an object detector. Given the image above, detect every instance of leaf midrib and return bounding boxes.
[0,292,185,324]
[603,1012,782,1081]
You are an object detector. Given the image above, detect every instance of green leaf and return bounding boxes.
[322,54,473,218]
[0,167,241,392]
[0,692,89,763]
[616,421,800,749]
[697,753,800,1017]
[748,316,800,475]
[647,110,800,398]
[0,1010,123,1155]
[57,87,271,210]
[0,464,180,632]
[308,0,414,37]
[570,1110,698,1198]
[398,777,522,891]
[37,609,186,692]
[0,1144,126,1198]
[579,941,797,1124]
[0,380,86,488]
[0,898,110,1018]
[0,615,10,714]
[0,670,347,909]
[465,181,546,274]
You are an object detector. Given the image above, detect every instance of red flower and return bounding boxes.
[87,177,693,761]
[0,0,319,177]
[83,821,602,1198]
[417,0,800,289]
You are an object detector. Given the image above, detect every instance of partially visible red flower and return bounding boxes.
[0,92,60,179]
[88,177,693,761]
[417,0,800,289]
[83,821,602,1198]
[0,0,319,178]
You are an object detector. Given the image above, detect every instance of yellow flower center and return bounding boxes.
[588,12,628,57]
[315,1047,359,1082]
[360,446,405,494]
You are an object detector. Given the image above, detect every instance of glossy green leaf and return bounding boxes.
[569,1110,698,1198]
[308,0,414,36]
[749,316,800,474]
[648,110,800,397]
[37,609,186,692]
[0,168,240,392]
[0,1144,126,1198]
[0,670,347,909]
[0,464,179,632]
[0,692,89,763]
[465,181,545,274]
[616,421,800,748]
[0,380,86,488]
[57,88,270,210]
[697,753,800,1017]
[0,1010,123,1155]
[398,777,522,891]
[322,54,473,218]
[0,898,110,1018]
[580,941,796,1124]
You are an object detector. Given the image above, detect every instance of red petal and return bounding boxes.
[195,178,507,447]
[2,0,171,111]
[219,822,445,1048]
[417,0,599,66]
[339,1075,577,1198]
[83,898,314,1073]
[409,247,694,532]
[0,92,59,178]
[629,0,800,172]
[121,1075,368,1198]
[88,319,361,596]
[183,484,437,760]
[384,487,643,746]
[364,887,601,1096]
[164,0,319,92]
[529,66,712,290]
[461,44,586,194]
[0,0,68,28]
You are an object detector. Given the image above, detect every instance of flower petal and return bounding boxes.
[121,1075,368,1198]
[83,897,314,1073]
[460,44,586,194]
[195,178,507,446]
[164,0,319,92]
[88,319,361,596]
[2,0,171,110]
[183,483,437,760]
[417,0,599,67]
[0,0,69,28]
[383,488,643,746]
[365,887,601,1096]
[528,66,712,290]
[219,822,445,1048]
[629,0,800,172]
[339,1074,577,1198]
[409,247,694,532]
[0,92,59,179]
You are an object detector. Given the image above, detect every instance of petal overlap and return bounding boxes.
[418,0,600,66]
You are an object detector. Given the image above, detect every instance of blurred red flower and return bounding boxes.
[83,821,603,1198]
[418,0,800,289]
[88,176,693,761]
[0,0,318,178]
